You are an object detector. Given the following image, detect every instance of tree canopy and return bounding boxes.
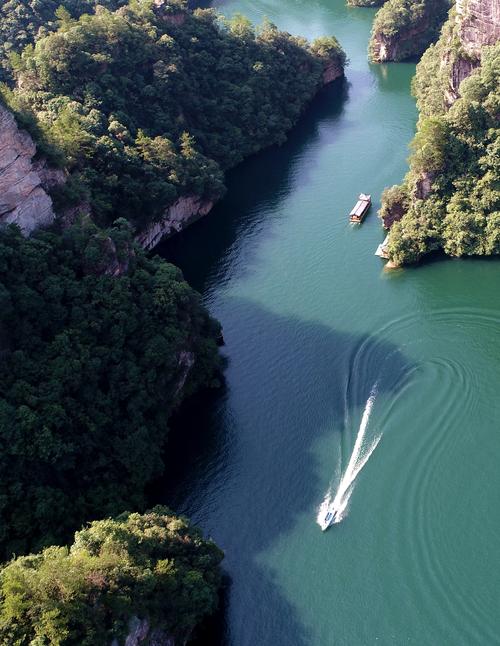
[0,507,223,645]
[383,42,500,264]
[0,223,222,559]
[0,0,127,82]
[2,0,345,231]
[369,0,450,62]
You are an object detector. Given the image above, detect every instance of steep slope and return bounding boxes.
[0,223,223,558]
[448,0,500,101]
[0,509,223,646]
[369,0,450,62]
[0,103,62,232]
[412,0,500,113]
[2,0,345,247]
[0,0,126,81]
[379,0,500,265]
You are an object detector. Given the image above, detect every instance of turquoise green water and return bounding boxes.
[160,1,500,644]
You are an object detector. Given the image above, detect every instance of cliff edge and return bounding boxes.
[445,0,500,103]
[0,104,63,233]
[379,0,500,265]
[369,0,450,63]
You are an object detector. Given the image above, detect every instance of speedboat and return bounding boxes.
[319,507,337,531]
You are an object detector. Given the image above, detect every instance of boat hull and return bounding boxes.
[349,193,371,223]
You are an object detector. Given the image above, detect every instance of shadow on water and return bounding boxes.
[157,77,348,293]
[154,69,412,646]
[160,299,413,646]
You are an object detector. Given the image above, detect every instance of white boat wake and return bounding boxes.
[317,384,381,530]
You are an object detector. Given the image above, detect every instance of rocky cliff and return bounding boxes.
[111,617,177,646]
[322,58,345,83]
[369,13,429,63]
[136,195,215,250]
[136,61,342,249]
[369,0,449,63]
[1,60,343,251]
[445,0,500,103]
[370,19,433,62]
[378,0,499,265]
[0,104,63,233]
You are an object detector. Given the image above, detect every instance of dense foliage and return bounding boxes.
[410,7,459,115]
[2,0,345,231]
[0,0,126,82]
[0,223,222,558]
[0,508,223,645]
[369,0,450,62]
[382,42,500,264]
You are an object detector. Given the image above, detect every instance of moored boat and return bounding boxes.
[349,193,371,223]
[375,234,390,259]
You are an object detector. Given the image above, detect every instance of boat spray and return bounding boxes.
[317,384,381,527]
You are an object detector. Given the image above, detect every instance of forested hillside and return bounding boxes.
[0,0,127,81]
[381,41,500,264]
[2,0,345,232]
[0,508,223,645]
[369,0,450,62]
[0,222,222,558]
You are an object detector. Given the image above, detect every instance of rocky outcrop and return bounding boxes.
[369,0,449,63]
[445,54,477,103]
[174,350,195,396]
[152,0,186,26]
[0,104,64,233]
[322,59,344,83]
[414,171,436,200]
[456,0,500,54]
[380,196,406,228]
[136,195,214,250]
[111,617,177,646]
[370,20,432,62]
[380,171,434,230]
[445,0,500,103]
[98,236,133,276]
[370,35,393,62]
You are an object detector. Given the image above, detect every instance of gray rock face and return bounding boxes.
[380,196,406,229]
[174,350,195,397]
[370,20,432,63]
[322,59,344,84]
[446,0,500,103]
[136,195,214,250]
[0,104,63,233]
[110,616,178,646]
[414,171,436,200]
[457,0,500,55]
